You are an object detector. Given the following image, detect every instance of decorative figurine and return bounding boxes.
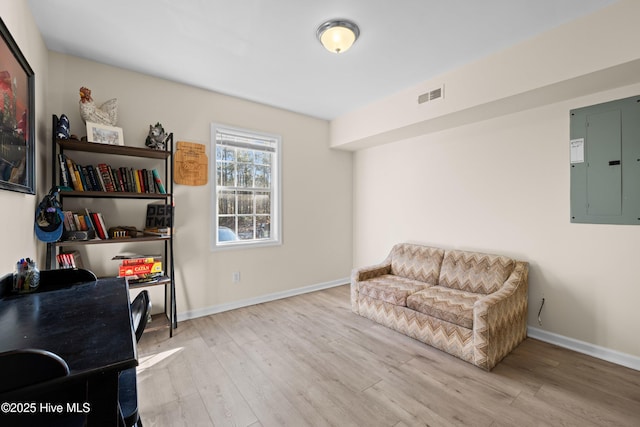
[145,122,169,150]
[79,87,118,126]
[56,114,70,139]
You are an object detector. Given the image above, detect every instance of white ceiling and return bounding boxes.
[27,0,618,120]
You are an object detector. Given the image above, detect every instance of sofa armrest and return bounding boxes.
[472,261,529,370]
[352,262,391,282]
[350,262,391,314]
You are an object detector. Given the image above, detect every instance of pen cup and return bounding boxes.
[13,259,40,293]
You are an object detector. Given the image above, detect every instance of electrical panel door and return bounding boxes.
[570,95,640,225]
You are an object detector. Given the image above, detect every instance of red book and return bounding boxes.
[118,261,163,277]
[97,213,109,239]
[121,257,159,266]
[137,169,146,192]
[97,164,115,192]
[91,212,106,239]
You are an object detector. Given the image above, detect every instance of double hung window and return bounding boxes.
[211,123,281,249]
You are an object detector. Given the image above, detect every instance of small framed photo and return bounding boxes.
[86,121,124,145]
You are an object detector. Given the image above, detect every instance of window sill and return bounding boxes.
[211,239,282,251]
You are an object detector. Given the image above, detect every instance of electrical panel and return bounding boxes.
[570,95,640,225]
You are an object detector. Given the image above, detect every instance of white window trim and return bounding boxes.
[210,123,282,251]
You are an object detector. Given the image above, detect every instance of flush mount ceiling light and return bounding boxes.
[316,19,360,54]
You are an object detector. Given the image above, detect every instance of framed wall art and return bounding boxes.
[0,18,35,194]
[86,121,124,146]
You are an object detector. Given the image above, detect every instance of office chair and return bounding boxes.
[0,268,97,297]
[40,268,97,289]
[119,290,151,427]
[0,272,12,297]
[0,349,86,427]
[0,348,69,394]
[131,289,151,342]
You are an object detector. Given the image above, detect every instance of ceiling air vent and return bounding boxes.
[418,85,444,104]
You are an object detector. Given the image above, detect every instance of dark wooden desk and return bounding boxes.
[0,277,137,426]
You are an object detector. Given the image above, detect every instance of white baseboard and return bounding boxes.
[177,278,349,322]
[528,326,640,371]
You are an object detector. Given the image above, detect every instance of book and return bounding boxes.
[88,213,102,239]
[65,156,82,191]
[58,153,70,188]
[141,169,149,193]
[84,208,97,231]
[127,274,164,284]
[97,213,109,239]
[90,212,106,239]
[119,167,130,192]
[121,256,160,265]
[116,168,126,192]
[72,213,82,231]
[106,165,119,192]
[133,169,142,193]
[77,214,88,231]
[95,170,106,192]
[145,202,172,229]
[152,168,166,194]
[118,261,163,277]
[63,210,76,231]
[112,253,164,280]
[112,253,162,261]
[127,168,135,193]
[57,251,84,269]
[57,252,74,268]
[85,165,100,191]
[78,165,90,191]
[139,169,145,193]
[147,169,155,194]
[92,165,105,191]
[97,164,115,192]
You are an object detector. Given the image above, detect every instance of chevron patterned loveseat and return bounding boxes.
[351,243,528,370]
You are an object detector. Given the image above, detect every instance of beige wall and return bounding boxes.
[344,0,640,359]
[0,1,49,274]
[45,53,353,315]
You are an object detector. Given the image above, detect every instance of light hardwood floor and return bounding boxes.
[137,285,640,426]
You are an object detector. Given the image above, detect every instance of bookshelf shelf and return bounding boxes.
[127,275,172,289]
[47,115,176,337]
[60,190,171,199]
[57,138,171,159]
[50,235,170,247]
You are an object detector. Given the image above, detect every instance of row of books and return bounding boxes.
[63,209,110,240]
[56,251,84,269]
[58,153,166,194]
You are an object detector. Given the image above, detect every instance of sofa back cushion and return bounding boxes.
[389,243,445,285]
[439,249,515,294]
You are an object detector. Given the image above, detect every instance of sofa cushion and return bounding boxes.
[438,250,515,294]
[389,244,445,284]
[359,275,430,306]
[406,286,482,329]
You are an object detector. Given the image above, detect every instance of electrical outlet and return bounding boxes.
[232,272,241,283]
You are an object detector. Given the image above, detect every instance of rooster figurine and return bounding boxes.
[79,87,118,126]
